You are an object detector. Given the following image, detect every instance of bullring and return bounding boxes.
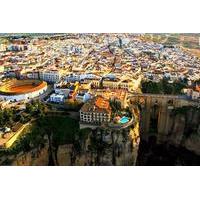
[0,79,47,101]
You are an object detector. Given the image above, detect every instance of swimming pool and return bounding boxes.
[119,116,129,124]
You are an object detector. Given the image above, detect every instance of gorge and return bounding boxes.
[0,96,199,166]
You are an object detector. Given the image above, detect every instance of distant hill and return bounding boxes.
[141,33,200,50]
[0,33,66,39]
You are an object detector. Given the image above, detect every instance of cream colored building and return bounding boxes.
[119,80,134,91]
[39,69,61,83]
[103,78,134,91]
[103,78,120,89]
[80,97,111,124]
[83,78,100,88]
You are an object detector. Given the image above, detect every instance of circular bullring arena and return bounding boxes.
[0,79,47,101]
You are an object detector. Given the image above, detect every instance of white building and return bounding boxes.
[39,69,61,83]
[54,87,70,97]
[184,87,200,100]
[0,44,6,52]
[191,91,200,100]
[27,71,39,79]
[50,93,65,103]
[66,73,99,83]
[66,74,80,82]
[75,92,91,103]
[0,66,4,73]
[54,81,79,97]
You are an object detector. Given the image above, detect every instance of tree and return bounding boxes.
[26,103,35,114]
[0,110,4,126]
[26,100,46,117]
[19,114,25,124]
[141,78,186,95]
[3,108,14,125]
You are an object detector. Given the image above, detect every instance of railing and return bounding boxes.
[79,116,134,130]
[108,116,134,129]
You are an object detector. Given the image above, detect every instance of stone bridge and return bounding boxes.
[128,93,198,110]
[128,93,199,142]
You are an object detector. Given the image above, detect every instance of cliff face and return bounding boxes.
[0,144,49,166]
[0,125,140,166]
[0,135,50,166]
[167,107,200,155]
[56,126,139,166]
[137,106,200,166]
[140,105,200,156]
[1,105,198,166]
[11,145,49,166]
[0,106,141,166]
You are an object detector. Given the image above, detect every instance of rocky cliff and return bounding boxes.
[168,107,200,155]
[137,106,200,165]
[56,127,139,166]
[1,105,199,166]
[0,124,139,166]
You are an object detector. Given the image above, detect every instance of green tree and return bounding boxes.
[3,108,14,125]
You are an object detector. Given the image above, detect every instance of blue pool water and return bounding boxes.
[119,116,129,124]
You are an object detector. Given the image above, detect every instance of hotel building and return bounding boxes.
[80,96,111,124]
